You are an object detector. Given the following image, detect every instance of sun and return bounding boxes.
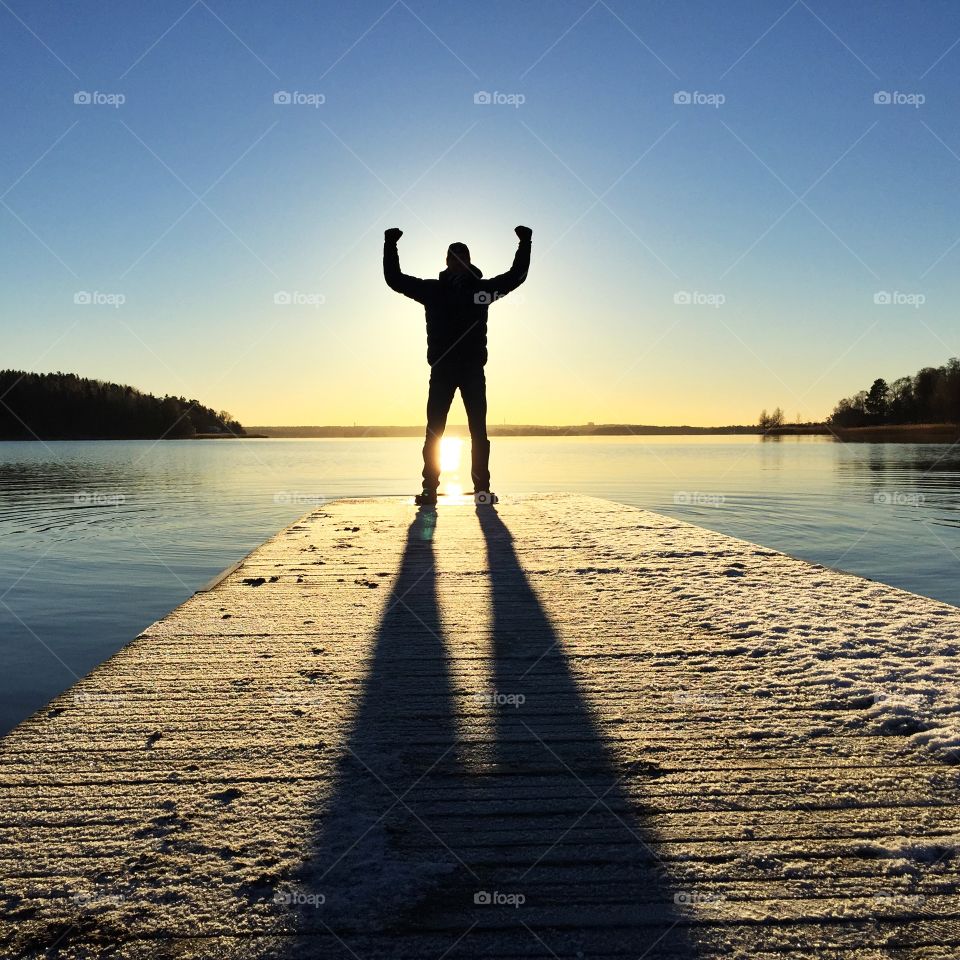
[438,438,468,499]
[439,437,463,472]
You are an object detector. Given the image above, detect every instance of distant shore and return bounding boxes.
[828,423,960,443]
[3,424,956,443]
[766,423,960,442]
[246,423,959,442]
[191,432,267,440]
[246,424,765,438]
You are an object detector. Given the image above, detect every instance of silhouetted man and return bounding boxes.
[383,225,532,505]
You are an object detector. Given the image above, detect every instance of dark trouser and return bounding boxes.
[422,363,490,493]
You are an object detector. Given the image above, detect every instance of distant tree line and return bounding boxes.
[829,358,960,427]
[0,371,245,440]
[251,423,765,438]
[758,407,785,431]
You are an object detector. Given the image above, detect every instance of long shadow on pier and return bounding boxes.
[276,507,697,958]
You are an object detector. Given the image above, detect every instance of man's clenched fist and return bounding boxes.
[384,227,403,243]
[515,225,532,241]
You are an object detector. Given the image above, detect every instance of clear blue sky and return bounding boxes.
[2,0,959,425]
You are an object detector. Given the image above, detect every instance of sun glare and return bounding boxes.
[438,438,467,499]
[439,437,462,472]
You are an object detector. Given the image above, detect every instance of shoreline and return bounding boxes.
[829,423,960,443]
[251,423,959,441]
[1,423,957,442]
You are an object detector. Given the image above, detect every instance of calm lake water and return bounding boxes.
[1,435,959,734]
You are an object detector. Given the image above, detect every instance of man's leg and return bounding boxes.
[422,365,457,492]
[460,365,491,492]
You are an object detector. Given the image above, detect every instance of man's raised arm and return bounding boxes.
[484,225,532,300]
[383,228,429,303]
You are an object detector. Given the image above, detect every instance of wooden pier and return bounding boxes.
[2,494,960,958]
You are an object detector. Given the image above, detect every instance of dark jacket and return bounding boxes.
[384,238,531,366]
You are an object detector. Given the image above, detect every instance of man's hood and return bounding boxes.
[439,263,483,282]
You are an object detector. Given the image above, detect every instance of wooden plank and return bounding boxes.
[2,494,960,959]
